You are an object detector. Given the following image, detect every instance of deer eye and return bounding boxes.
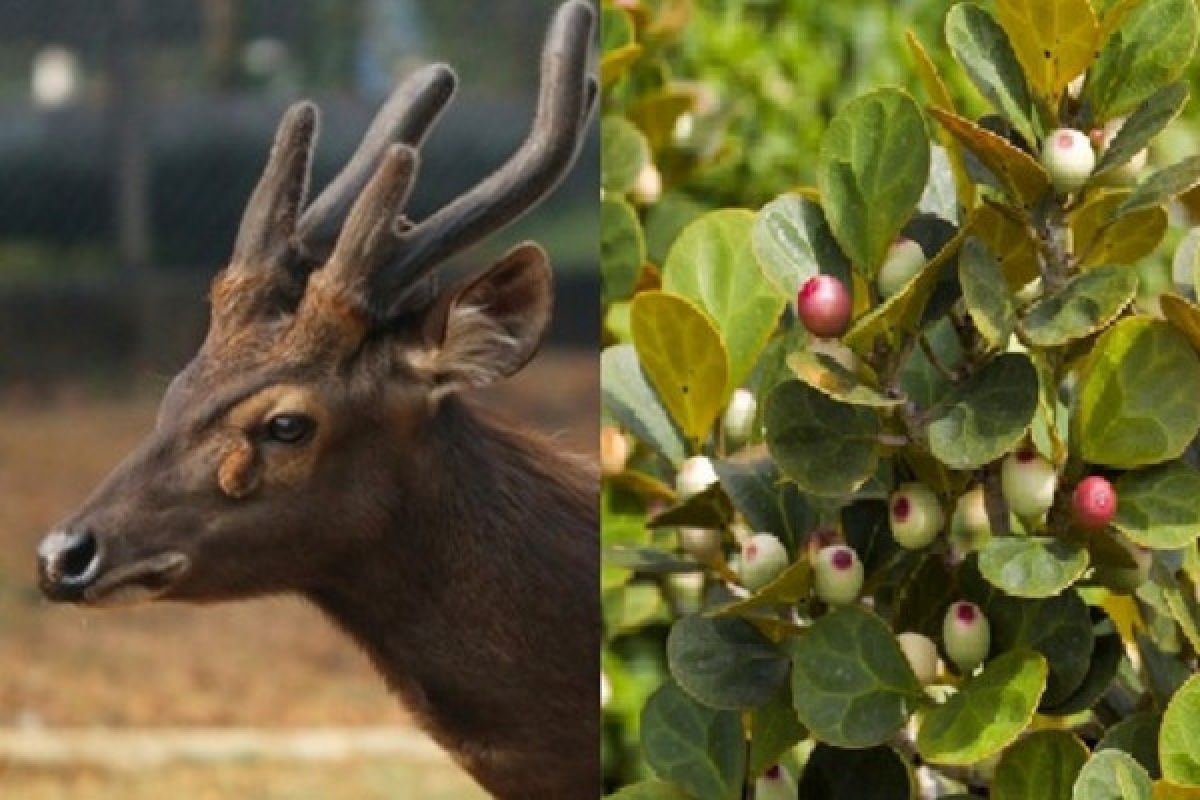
[265,413,315,445]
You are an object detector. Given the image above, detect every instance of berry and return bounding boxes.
[797,275,852,338]
[1001,448,1058,518]
[813,544,864,606]
[1073,475,1118,530]
[756,765,797,800]
[803,526,841,564]
[740,533,789,591]
[877,238,927,298]
[631,163,662,204]
[896,631,940,685]
[600,426,629,477]
[950,486,993,553]
[943,601,990,673]
[679,527,723,561]
[722,389,757,449]
[676,455,718,499]
[889,482,944,549]
[1040,128,1095,194]
[1092,534,1152,592]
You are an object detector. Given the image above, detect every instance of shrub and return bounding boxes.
[601,0,1200,796]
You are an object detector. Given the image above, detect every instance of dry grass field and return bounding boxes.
[0,350,595,796]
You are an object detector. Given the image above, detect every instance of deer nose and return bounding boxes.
[38,529,103,601]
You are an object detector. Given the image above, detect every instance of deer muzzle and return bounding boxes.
[37,528,190,606]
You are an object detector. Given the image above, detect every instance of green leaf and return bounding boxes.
[798,744,913,799]
[961,562,1096,708]
[1119,156,1200,216]
[1098,712,1163,779]
[602,197,645,304]
[1076,317,1200,468]
[752,194,852,299]
[1097,82,1190,176]
[945,3,1037,144]
[666,614,790,710]
[663,210,787,391]
[603,115,650,194]
[790,606,924,749]
[917,649,1049,766]
[765,380,882,498]
[1161,672,1200,786]
[978,536,1090,598]
[601,344,687,466]
[605,780,693,800]
[1078,208,1168,269]
[1114,462,1200,549]
[1087,0,1199,121]
[1041,622,1123,715]
[930,107,1051,207]
[900,317,968,409]
[631,291,730,444]
[1021,266,1138,347]
[1073,750,1154,800]
[994,730,1090,800]
[786,349,906,409]
[996,0,1099,105]
[749,687,807,778]
[817,88,931,276]
[715,454,816,555]
[926,353,1040,470]
[641,680,745,800]
[960,236,1016,348]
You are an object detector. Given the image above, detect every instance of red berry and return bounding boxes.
[797,275,852,338]
[1072,475,1117,530]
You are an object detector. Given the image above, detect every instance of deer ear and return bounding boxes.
[417,242,553,396]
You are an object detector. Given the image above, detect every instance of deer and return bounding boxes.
[34,3,599,798]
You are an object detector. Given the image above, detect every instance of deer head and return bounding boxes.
[36,1,597,609]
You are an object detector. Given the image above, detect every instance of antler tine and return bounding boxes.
[230,102,318,270]
[323,144,419,290]
[294,64,457,262]
[374,0,597,314]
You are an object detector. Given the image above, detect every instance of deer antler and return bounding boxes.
[309,0,597,326]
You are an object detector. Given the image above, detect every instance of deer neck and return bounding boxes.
[307,396,599,796]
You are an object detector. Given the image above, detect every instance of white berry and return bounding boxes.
[679,527,723,561]
[896,631,940,685]
[878,238,927,298]
[950,486,993,553]
[944,601,991,673]
[676,455,718,499]
[889,482,944,549]
[1040,128,1095,194]
[739,533,789,591]
[1001,448,1058,518]
[813,545,864,606]
[722,389,757,449]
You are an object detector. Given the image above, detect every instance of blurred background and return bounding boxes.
[0,1,596,797]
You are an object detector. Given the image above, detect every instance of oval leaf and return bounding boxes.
[818,88,931,275]
[602,197,645,304]
[929,107,1051,207]
[1097,82,1190,177]
[601,344,687,466]
[765,380,882,498]
[1120,156,1200,217]
[960,236,1017,348]
[1099,712,1164,778]
[994,730,1090,800]
[917,649,1049,766]
[945,3,1037,144]
[786,349,906,409]
[631,291,729,444]
[798,744,913,799]
[927,353,1040,470]
[1073,749,1154,800]
[663,210,787,391]
[1113,462,1200,549]
[1020,266,1138,348]
[752,194,852,299]
[1076,317,1200,468]
[1160,671,1200,786]
[1087,0,1199,121]
[667,614,790,710]
[998,0,1099,105]
[790,606,924,749]
[640,680,745,800]
[602,115,650,194]
[979,536,1091,598]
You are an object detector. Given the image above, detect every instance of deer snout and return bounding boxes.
[38,529,103,601]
